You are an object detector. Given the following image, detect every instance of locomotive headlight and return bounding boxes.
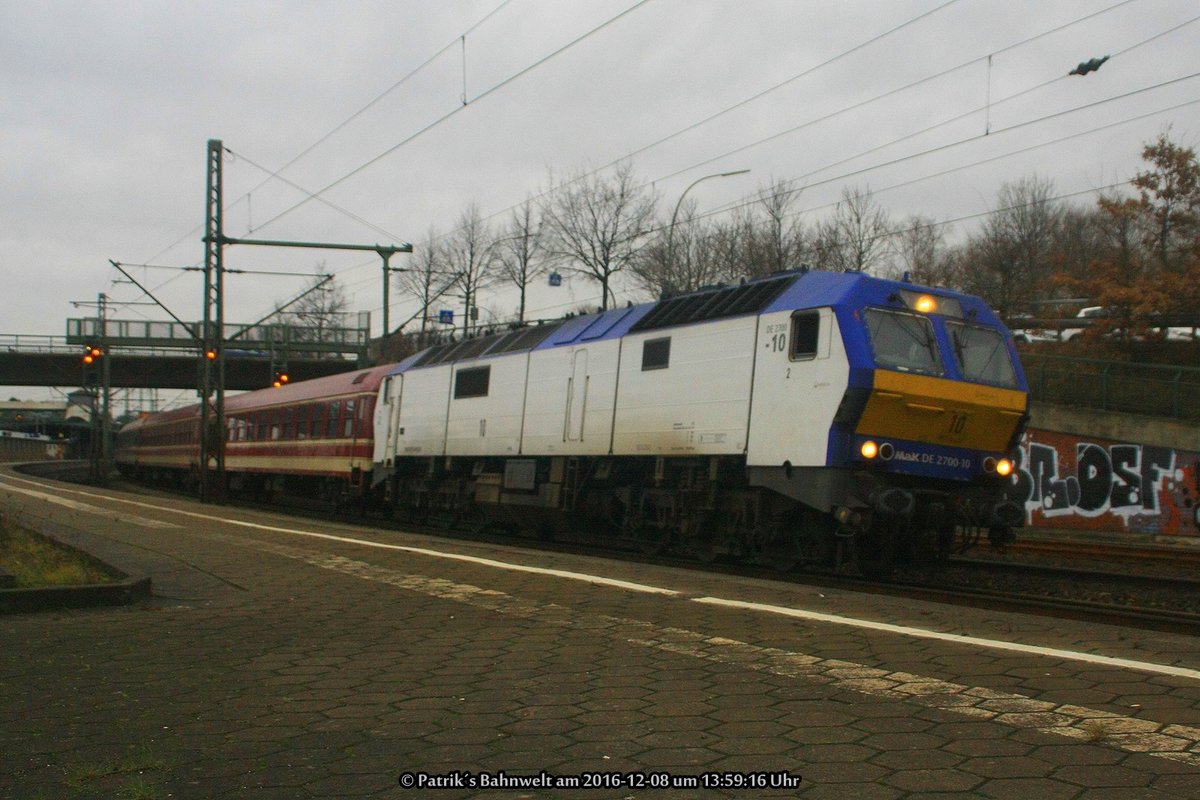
[914,294,937,313]
[860,440,879,459]
[996,458,1014,477]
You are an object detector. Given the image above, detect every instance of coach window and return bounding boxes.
[256,412,268,441]
[270,410,282,441]
[344,399,356,437]
[641,337,670,371]
[283,407,295,440]
[790,312,820,360]
[454,366,491,399]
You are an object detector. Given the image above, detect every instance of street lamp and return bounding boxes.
[667,169,750,275]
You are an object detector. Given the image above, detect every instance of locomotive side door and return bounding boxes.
[565,349,588,442]
[382,375,403,464]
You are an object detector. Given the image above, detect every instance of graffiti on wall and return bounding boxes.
[1007,429,1200,536]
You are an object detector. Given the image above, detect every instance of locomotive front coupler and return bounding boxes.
[867,486,916,518]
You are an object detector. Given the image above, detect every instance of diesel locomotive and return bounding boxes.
[116,269,1028,573]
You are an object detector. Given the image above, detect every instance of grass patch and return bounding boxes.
[64,746,169,795]
[1082,720,1111,742]
[0,514,117,588]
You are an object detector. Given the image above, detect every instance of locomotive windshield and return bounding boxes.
[864,308,943,375]
[946,321,1019,388]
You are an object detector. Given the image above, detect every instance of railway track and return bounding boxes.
[16,461,1200,634]
[1007,536,1200,566]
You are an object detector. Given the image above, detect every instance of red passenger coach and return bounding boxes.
[116,363,395,503]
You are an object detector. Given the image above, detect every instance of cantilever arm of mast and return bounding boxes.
[208,236,413,255]
[109,259,202,343]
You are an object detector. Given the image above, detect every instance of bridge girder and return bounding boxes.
[0,352,360,391]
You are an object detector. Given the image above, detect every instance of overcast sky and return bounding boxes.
[3,0,1199,361]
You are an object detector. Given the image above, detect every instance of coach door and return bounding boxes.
[564,349,588,442]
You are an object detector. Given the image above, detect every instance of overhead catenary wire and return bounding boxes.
[118,2,1198,335]
[138,0,1156,288]
[418,0,1144,252]
[650,9,1200,207]
[246,0,657,238]
[299,0,1137,302]
[137,0,518,267]
[684,71,1200,233]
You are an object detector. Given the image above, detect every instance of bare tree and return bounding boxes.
[965,176,1060,317]
[891,215,951,285]
[754,178,807,275]
[541,162,658,309]
[633,203,745,298]
[441,202,498,335]
[496,197,546,323]
[1050,206,1111,286]
[396,225,455,341]
[285,263,348,357]
[813,185,892,274]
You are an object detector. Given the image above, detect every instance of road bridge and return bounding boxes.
[0,333,364,390]
[1,312,373,391]
[0,350,361,390]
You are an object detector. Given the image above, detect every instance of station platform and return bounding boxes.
[2,467,1200,798]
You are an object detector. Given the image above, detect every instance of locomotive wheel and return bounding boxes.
[693,532,723,563]
[763,542,801,573]
[762,530,803,572]
[858,520,896,580]
[636,526,672,556]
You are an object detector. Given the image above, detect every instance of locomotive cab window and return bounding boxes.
[641,337,670,371]
[946,320,1018,388]
[454,365,491,399]
[864,308,943,376]
[790,312,820,360]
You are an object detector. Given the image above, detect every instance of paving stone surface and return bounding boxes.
[2,469,1200,798]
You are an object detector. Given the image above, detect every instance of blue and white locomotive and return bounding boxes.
[372,269,1028,571]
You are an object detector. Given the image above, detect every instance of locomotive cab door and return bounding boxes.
[382,375,403,465]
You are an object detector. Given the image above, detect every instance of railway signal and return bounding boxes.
[81,344,103,365]
[272,370,289,389]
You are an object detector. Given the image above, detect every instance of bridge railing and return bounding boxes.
[1020,353,1200,421]
[66,315,370,355]
[0,334,70,353]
